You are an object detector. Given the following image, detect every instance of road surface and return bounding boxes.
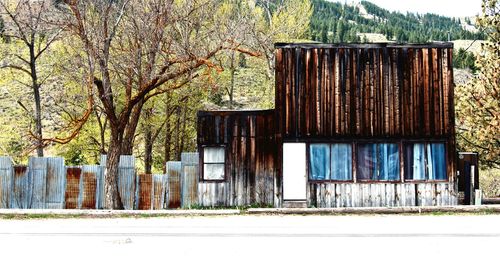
[0,214,499,257]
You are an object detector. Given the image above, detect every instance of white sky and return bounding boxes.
[328,0,483,17]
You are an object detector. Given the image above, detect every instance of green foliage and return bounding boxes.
[455,0,500,169]
[310,0,485,43]
[453,48,477,71]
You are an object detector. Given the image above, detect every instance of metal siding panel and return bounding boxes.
[152,174,167,210]
[11,166,31,209]
[81,172,97,209]
[45,157,66,209]
[84,165,105,209]
[118,155,136,210]
[29,157,47,209]
[0,157,14,208]
[65,167,82,209]
[181,165,198,208]
[166,161,182,208]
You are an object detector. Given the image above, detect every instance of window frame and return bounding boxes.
[306,142,354,183]
[200,145,227,182]
[402,141,448,182]
[355,141,402,183]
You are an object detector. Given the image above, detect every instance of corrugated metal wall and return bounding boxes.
[0,155,194,210]
[0,157,13,208]
[197,110,279,207]
[181,153,199,208]
[118,155,136,210]
[12,166,30,208]
[166,161,181,208]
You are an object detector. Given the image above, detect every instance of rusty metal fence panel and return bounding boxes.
[166,161,182,208]
[136,174,153,210]
[181,153,199,208]
[153,174,167,209]
[65,167,81,209]
[81,165,105,209]
[0,154,204,210]
[12,166,30,209]
[0,157,14,208]
[118,155,136,210]
[45,157,66,209]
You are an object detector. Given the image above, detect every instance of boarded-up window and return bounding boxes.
[203,147,225,180]
[309,143,352,181]
[404,142,446,180]
[357,143,400,181]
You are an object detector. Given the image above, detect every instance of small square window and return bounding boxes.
[203,147,225,180]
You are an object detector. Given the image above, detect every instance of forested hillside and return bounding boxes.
[310,0,484,43]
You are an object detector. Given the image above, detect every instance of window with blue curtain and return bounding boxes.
[331,144,352,180]
[357,143,400,181]
[309,144,330,180]
[309,143,352,181]
[404,142,447,180]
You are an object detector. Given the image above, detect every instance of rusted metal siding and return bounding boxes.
[137,174,153,210]
[152,174,167,209]
[81,172,97,209]
[81,165,105,209]
[12,166,30,209]
[166,161,181,208]
[45,157,66,209]
[0,157,13,208]
[197,110,279,207]
[65,167,81,209]
[308,182,457,208]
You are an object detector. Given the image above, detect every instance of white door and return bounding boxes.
[283,143,307,200]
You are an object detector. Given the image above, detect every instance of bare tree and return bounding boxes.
[0,0,63,156]
[60,0,252,209]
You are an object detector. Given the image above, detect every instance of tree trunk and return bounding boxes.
[163,93,172,173]
[121,100,145,155]
[104,130,124,210]
[175,106,181,161]
[144,109,153,174]
[30,44,43,157]
[229,51,235,109]
[179,104,187,155]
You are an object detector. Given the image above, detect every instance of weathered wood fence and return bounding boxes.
[0,154,201,210]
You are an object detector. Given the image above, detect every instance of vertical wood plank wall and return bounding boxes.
[274,43,457,207]
[197,110,279,207]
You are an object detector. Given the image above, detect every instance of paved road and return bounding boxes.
[0,215,499,257]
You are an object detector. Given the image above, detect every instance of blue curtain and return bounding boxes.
[331,144,352,180]
[357,144,377,180]
[309,144,330,180]
[430,143,447,180]
[378,144,400,180]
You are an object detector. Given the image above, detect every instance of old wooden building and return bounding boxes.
[197,43,457,208]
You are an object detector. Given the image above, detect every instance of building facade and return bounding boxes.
[197,43,457,208]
